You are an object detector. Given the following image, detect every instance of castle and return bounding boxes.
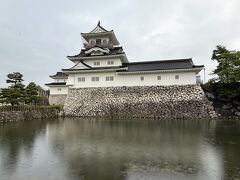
[46,22,204,103]
[45,22,216,119]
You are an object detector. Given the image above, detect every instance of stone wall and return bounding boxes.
[49,95,67,105]
[64,85,217,119]
[0,109,60,122]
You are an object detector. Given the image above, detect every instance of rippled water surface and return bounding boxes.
[0,118,240,180]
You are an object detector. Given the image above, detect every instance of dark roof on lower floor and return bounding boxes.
[62,58,203,72]
[45,82,66,86]
[121,58,204,72]
[49,72,68,79]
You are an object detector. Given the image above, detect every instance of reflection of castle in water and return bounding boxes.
[1,119,240,180]
[46,119,237,180]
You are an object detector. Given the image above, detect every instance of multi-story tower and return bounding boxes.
[46,22,204,105]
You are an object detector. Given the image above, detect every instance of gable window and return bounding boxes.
[157,76,161,80]
[94,61,100,66]
[107,60,114,65]
[90,40,95,45]
[140,76,144,81]
[78,77,85,82]
[57,88,61,91]
[96,39,101,45]
[175,75,179,80]
[91,77,99,81]
[106,76,114,81]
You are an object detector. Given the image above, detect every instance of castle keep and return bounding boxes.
[46,22,217,119]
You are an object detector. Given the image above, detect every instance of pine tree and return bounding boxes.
[25,82,42,105]
[0,72,26,106]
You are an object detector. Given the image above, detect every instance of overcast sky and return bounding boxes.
[0,0,240,88]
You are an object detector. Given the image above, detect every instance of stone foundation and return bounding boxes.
[0,109,60,122]
[64,85,217,119]
[49,95,67,105]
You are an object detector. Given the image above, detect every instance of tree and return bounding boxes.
[25,82,42,105]
[208,45,240,97]
[211,45,240,83]
[6,72,24,85]
[0,72,26,106]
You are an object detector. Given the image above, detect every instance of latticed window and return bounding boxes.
[78,77,85,82]
[92,77,99,81]
[94,62,100,66]
[106,76,114,81]
[107,61,114,65]
[157,76,161,80]
[175,75,179,80]
[140,76,144,81]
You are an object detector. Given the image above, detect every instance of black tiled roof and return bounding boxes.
[120,59,203,72]
[62,58,203,72]
[67,46,124,58]
[45,82,66,86]
[49,72,68,78]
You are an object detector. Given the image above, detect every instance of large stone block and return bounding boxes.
[49,95,67,105]
[63,85,218,119]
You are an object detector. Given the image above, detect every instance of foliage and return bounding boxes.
[6,72,24,85]
[208,45,240,98]
[25,82,42,105]
[0,72,46,106]
[211,45,240,83]
[204,81,240,98]
[0,72,26,106]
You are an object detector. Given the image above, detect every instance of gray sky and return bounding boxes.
[0,0,240,88]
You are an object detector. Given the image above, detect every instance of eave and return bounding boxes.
[116,67,204,75]
[62,67,128,74]
[45,82,67,87]
[67,53,129,63]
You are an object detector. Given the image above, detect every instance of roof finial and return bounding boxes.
[97,21,101,26]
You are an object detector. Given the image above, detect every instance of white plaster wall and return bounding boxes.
[67,71,196,88]
[50,86,68,95]
[83,58,122,67]
[54,78,67,82]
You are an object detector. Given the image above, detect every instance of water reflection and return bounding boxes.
[0,118,240,180]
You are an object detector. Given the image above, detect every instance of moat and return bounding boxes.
[0,118,240,180]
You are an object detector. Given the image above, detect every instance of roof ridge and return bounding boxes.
[124,58,192,64]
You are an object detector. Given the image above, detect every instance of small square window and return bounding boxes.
[92,77,99,81]
[157,76,161,80]
[140,76,144,81]
[106,76,114,81]
[94,62,100,66]
[78,77,85,82]
[107,61,114,65]
[175,75,179,80]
